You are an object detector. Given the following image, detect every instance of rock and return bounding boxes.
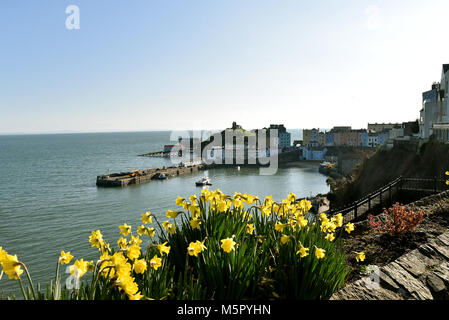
[381,262,433,300]
[437,233,449,247]
[428,242,449,261]
[433,262,449,286]
[395,251,428,278]
[329,278,402,300]
[426,273,447,299]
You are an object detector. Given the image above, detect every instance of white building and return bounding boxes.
[419,64,449,139]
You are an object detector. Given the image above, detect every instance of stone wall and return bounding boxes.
[330,191,449,300]
[330,231,449,300]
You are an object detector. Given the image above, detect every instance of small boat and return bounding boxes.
[157,173,167,180]
[195,176,212,186]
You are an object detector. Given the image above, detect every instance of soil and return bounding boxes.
[341,208,449,285]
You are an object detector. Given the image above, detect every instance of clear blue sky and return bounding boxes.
[1,0,448,134]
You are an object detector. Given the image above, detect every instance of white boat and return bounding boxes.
[195,176,212,186]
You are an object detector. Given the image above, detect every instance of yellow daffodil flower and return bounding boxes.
[59,250,73,265]
[220,237,236,253]
[314,247,326,259]
[355,251,366,262]
[0,253,23,280]
[296,246,309,258]
[69,259,89,278]
[274,222,285,232]
[246,224,254,235]
[156,242,171,256]
[119,223,132,237]
[117,237,128,250]
[345,222,355,234]
[149,255,162,270]
[325,233,335,242]
[141,211,152,224]
[133,259,147,274]
[89,230,103,249]
[190,218,202,229]
[175,196,185,206]
[166,210,180,219]
[126,244,141,261]
[280,235,290,245]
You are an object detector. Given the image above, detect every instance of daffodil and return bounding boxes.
[189,194,198,204]
[190,218,202,229]
[355,251,366,262]
[69,259,89,278]
[233,198,244,210]
[246,224,254,235]
[217,199,230,212]
[167,223,176,234]
[149,255,162,270]
[89,230,103,249]
[345,222,355,234]
[117,237,128,250]
[296,246,309,258]
[274,222,285,232]
[297,216,308,228]
[325,233,335,242]
[166,210,180,219]
[175,196,185,206]
[133,259,147,274]
[156,242,171,256]
[129,292,144,300]
[314,247,326,259]
[280,235,290,245]
[334,213,344,228]
[119,223,132,237]
[59,250,73,265]
[162,221,170,230]
[126,244,141,261]
[141,211,152,224]
[187,241,207,257]
[220,237,236,253]
[0,253,23,280]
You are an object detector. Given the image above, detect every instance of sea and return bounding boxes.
[0,130,329,297]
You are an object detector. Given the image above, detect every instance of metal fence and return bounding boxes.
[326,176,448,223]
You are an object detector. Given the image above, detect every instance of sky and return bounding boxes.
[0,0,448,134]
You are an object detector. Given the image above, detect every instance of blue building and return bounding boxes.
[360,131,369,147]
[325,132,334,146]
[302,147,328,161]
[377,131,390,145]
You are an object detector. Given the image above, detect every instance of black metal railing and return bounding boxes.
[326,176,448,223]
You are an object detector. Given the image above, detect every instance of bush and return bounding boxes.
[368,202,426,236]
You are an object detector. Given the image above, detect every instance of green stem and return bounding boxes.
[18,278,28,300]
[18,262,36,300]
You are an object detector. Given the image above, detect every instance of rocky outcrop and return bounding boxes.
[330,232,449,300]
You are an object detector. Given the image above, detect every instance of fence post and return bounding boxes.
[368,194,371,213]
[379,190,382,208]
[388,184,393,206]
[434,177,437,194]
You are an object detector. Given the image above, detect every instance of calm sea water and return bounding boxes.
[0,130,328,297]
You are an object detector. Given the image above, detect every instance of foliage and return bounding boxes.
[367,202,426,236]
[1,190,355,300]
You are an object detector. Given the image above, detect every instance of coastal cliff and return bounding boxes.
[327,140,449,209]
